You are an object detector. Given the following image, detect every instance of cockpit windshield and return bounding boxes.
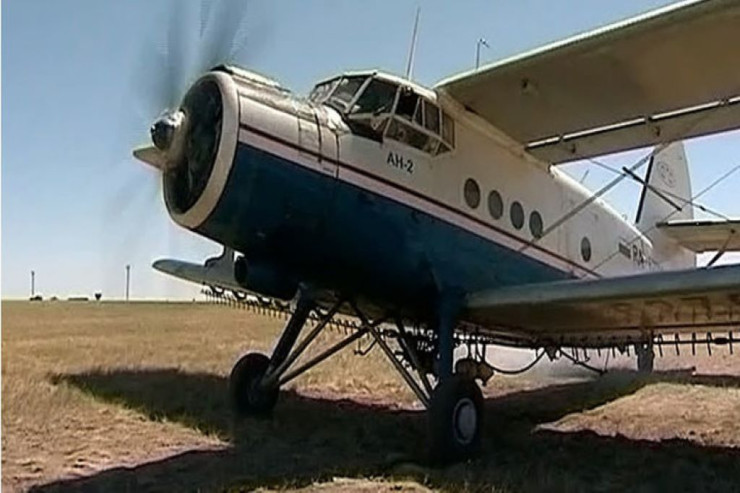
[308,76,367,113]
[350,78,397,115]
[309,75,399,117]
[307,78,339,104]
[326,76,366,112]
[309,74,400,139]
[308,73,455,154]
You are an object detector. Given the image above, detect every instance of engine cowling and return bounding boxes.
[162,70,241,230]
[157,66,334,302]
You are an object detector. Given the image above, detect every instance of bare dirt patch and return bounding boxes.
[3,301,739,492]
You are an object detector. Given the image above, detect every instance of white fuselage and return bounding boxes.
[170,68,663,316]
[333,87,655,280]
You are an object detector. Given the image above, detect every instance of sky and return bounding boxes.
[3,0,739,300]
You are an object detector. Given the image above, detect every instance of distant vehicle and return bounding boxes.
[29,295,43,302]
[134,0,740,463]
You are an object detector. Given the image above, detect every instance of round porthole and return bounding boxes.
[510,201,524,230]
[464,178,481,209]
[529,211,544,238]
[488,190,503,219]
[581,237,592,262]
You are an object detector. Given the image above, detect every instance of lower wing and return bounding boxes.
[464,264,740,347]
[153,257,243,293]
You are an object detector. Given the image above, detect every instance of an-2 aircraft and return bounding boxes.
[135,0,740,463]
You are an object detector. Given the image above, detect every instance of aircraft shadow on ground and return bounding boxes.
[36,369,740,492]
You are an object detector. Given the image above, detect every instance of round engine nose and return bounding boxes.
[164,79,224,214]
[163,71,239,230]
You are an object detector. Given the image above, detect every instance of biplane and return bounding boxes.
[134,0,740,462]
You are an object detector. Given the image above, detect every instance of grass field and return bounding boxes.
[2,300,739,492]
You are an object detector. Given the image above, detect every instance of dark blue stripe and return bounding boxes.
[197,140,576,311]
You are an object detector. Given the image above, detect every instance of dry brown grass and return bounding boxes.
[2,300,739,492]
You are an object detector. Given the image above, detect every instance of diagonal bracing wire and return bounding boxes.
[517,93,738,258]
[591,163,740,270]
[583,155,730,220]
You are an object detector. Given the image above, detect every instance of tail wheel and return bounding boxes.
[229,352,279,417]
[427,375,484,464]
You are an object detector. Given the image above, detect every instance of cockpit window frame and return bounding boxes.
[325,75,368,113]
[308,77,341,105]
[383,84,455,157]
[423,100,441,135]
[309,73,456,156]
[339,77,401,141]
[345,77,399,118]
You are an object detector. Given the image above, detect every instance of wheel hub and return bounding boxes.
[453,397,478,445]
[247,376,269,405]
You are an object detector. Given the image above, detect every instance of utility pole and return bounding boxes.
[475,37,490,70]
[31,270,35,298]
[125,265,131,302]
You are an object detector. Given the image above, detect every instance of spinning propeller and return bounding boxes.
[107,0,267,297]
[131,0,257,172]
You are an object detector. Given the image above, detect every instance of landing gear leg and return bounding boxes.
[229,294,313,417]
[349,296,483,465]
[427,294,482,464]
[230,294,362,419]
[635,341,655,373]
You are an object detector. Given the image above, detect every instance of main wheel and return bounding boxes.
[427,375,484,464]
[229,352,279,417]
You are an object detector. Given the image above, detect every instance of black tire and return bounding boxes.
[427,375,484,465]
[229,352,279,417]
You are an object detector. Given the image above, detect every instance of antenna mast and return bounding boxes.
[475,38,490,69]
[405,7,421,80]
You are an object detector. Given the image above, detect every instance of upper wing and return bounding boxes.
[657,219,740,252]
[436,0,740,163]
[464,264,740,347]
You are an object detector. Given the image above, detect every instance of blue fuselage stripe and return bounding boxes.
[237,122,599,278]
[197,133,579,313]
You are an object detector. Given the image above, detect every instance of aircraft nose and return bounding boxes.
[150,111,185,152]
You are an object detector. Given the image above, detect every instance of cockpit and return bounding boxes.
[308,72,455,156]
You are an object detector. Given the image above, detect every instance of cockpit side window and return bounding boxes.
[424,100,440,134]
[442,111,455,148]
[386,119,430,151]
[386,88,455,156]
[396,88,419,121]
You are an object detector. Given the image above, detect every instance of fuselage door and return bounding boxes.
[297,105,337,177]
